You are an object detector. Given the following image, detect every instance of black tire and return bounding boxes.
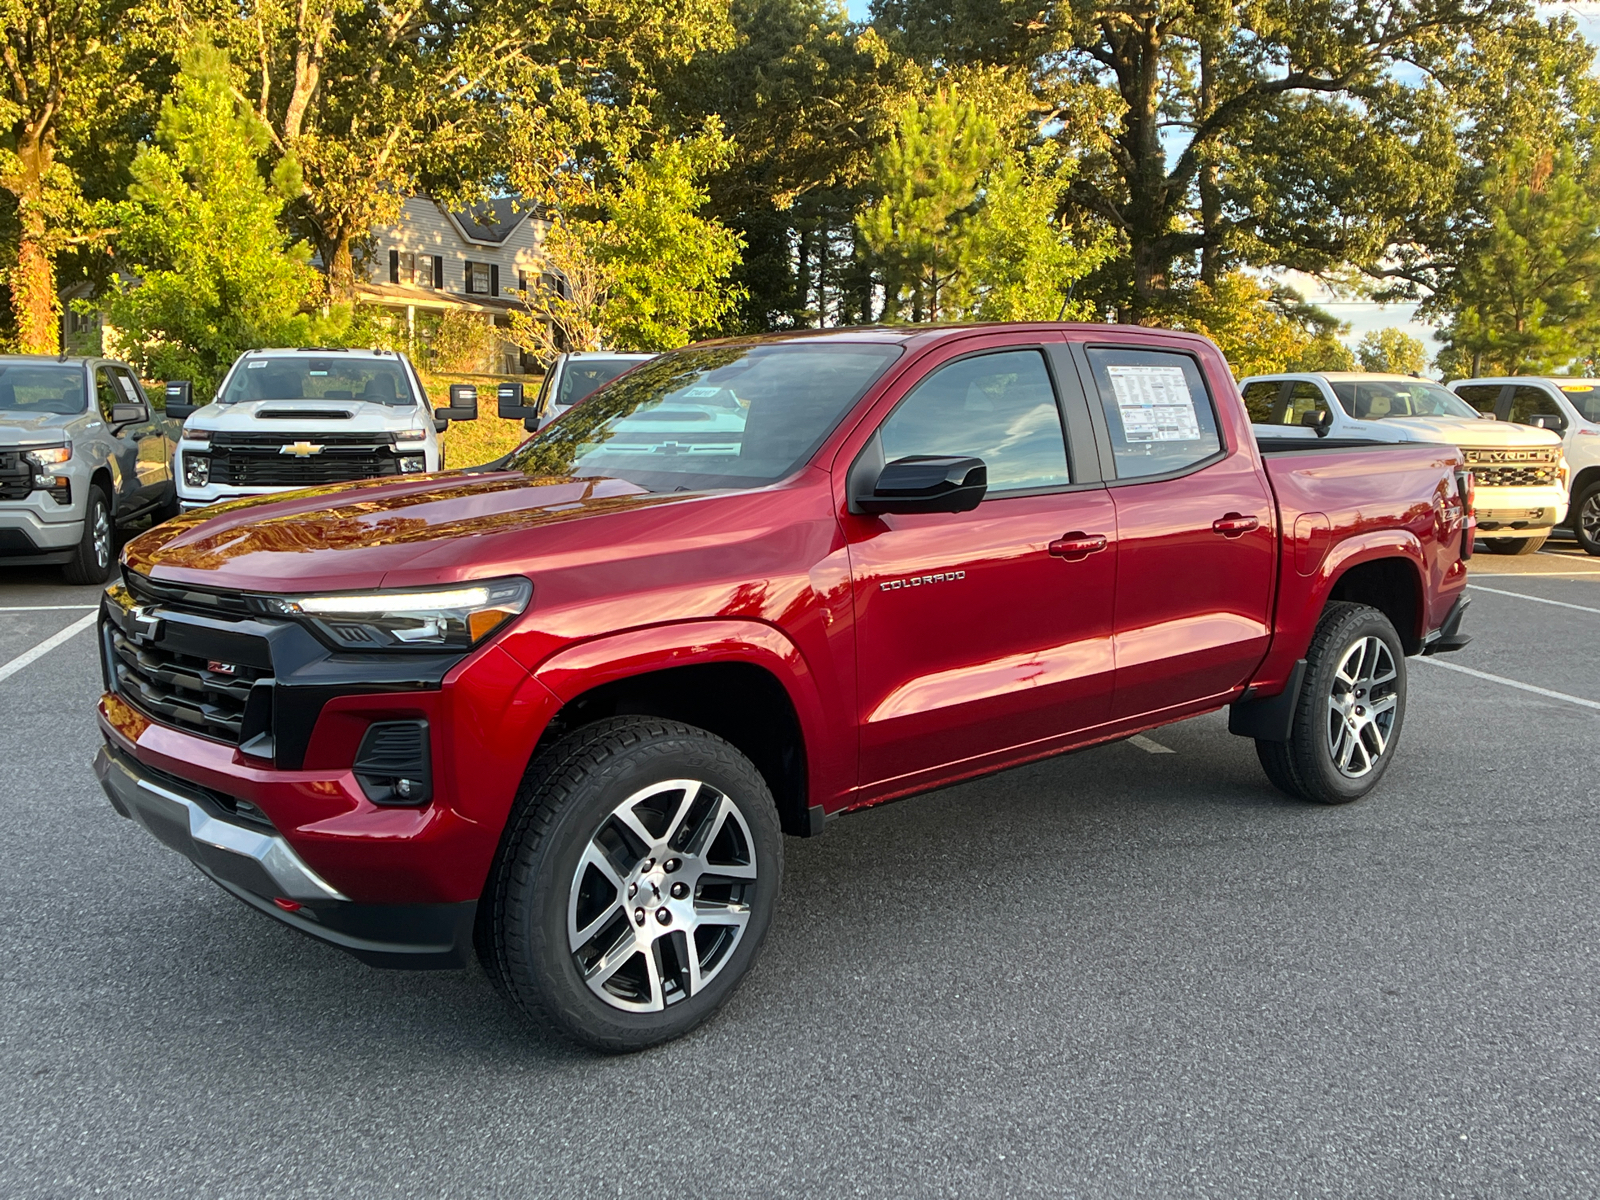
[1255,601,1407,805]
[1481,535,1547,555]
[478,717,783,1052]
[1574,481,1600,557]
[62,485,115,584]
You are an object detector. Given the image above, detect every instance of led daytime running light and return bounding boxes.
[290,586,491,615]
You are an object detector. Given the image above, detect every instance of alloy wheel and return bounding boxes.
[1326,636,1399,778]
[92,503,112,569]
[1583,492,1600,545]
[567,778,757,1013]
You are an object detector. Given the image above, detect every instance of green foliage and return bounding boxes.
[1163,273,1353,378]
[100,48,326,395]
[426,309,498,373]
[1357,328,1428,375]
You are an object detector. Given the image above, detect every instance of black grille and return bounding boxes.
[256,408,353,420]
[206,431,403,487]
[0,528,39,555]
[0,450,32,500]
[125,571,254,616]
[212,431,395,448]
[1467,464,1558,488]
[353,721,431,805]
[109,627,270,743]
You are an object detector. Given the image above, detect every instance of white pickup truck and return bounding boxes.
[167,348,476,511]
[1240,371,1568,555]
[1448,377,1600,556]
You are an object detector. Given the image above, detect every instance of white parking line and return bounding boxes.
[1419,658,1600,713]
[1466,584,1600,615]
[0,612,99,686]
[0,605,98,612]
[1128,734,1176,754]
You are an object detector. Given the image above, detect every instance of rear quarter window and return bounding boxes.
[1085,348,1223,479]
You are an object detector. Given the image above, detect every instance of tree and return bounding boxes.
[1165,272,1352,377]
[1358,327,1428,375]
[100,48,326,394]
[510,128,745,355]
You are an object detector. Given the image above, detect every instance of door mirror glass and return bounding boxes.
[111,402,148,426]
[856,456,987,514]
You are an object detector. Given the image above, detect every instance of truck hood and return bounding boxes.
[0,411,88,446]
[1378,416,1562,448]
[123,470,687,592]
[182,399,427,437]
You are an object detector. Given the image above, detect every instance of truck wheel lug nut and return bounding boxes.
[627,882,637,899]
[656,908,671,925]
[664,858,681,873]
[634,908,646,925]
[671,882,689,899]
[640,858,654,872]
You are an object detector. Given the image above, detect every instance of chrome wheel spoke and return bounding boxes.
[1326,633,1400,779]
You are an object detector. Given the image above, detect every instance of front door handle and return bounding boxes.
[1212,513,1259,537]
[1049,532,1108,560]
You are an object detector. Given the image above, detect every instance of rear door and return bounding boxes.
[844,335,1117,788]
[1071,341,1276,720]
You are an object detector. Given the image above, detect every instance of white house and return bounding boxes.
[358,196,557,374]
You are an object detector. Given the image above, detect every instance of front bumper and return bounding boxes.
[1472,484,1568,533]
[95,742,475,968]
[0,492,85,563]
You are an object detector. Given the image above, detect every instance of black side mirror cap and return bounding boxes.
[164,381,195,420]
[1527,413,1564,431]
[435,383,478,423]
[1301,408,1334,437]
[856,456,987,515]
[111,402,148,426]
[497,381,539,420]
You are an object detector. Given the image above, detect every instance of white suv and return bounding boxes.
[1448,377,1600,556]
[167,348,475,510]
[1241,371,1569,555]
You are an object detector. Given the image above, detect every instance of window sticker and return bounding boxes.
[683,386,722,398]
[247,360,268,369]
[1106,364,1202,443]
[115,375,141,402]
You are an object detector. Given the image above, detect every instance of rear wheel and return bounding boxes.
[479,717,782,1052]
[1481,535,1547,555]
[62,486,114,584]
[1574,482,1600,557]
[1256,602,1406,805]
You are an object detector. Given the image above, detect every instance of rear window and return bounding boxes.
[556,358,645,409]
[218,357,417,406]
[507,343,900,492]
[0,364,87,415]
[1453,384,1501,413]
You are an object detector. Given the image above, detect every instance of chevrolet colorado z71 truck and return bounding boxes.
[166,348,476,511]
[93,325,1473,1051]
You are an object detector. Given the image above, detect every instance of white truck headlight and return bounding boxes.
[184,453,211,487]
[261,578,532,650]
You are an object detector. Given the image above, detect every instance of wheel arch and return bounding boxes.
[531,622,829,837]
[1322,552,1425,655]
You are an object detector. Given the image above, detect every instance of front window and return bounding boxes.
[1330,379,1479,420]
[506,343,901,492]
[0,364,88,415]
[217,358,417,407]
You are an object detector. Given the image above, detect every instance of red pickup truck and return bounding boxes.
[93,324,1473,1050]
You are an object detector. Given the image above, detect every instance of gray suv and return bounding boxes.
[0,356,177,583]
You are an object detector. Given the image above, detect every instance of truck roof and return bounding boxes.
[237,347,402,361]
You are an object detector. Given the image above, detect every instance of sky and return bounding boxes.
[839,0,1599,364]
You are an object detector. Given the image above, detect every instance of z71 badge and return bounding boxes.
[880,570,966,592]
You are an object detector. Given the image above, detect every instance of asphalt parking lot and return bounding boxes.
[3,540,1600,1199]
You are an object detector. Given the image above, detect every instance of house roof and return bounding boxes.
[440,197,537,246]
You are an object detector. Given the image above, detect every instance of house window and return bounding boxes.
[466,261,497,295]
[390,250,442,286]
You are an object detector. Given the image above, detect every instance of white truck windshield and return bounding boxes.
[1330,380,1479,420]
[218,358,417,406]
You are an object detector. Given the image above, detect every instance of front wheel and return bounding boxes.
[1481,535,1547,556]
[1256,602,1407,804]
[62,486,114,584]
[1573,482,1600,557]
[479,717,783,1052]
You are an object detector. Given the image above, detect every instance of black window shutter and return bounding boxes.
[389,249,399,284]
[433,255,443,288]
[490,264,499,296]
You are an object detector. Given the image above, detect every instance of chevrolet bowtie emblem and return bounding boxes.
[280,440,325,457]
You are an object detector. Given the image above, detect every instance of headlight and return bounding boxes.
[183,454,211,488]
[184,429,210,448]
[261,577,532,650]
[396,428,427,443]
[399,454,426,473]
[25,445,70,467]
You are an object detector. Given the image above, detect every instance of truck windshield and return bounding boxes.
[217,358,417,406]
[1330,380,1479,420]
[506,343,901,492]
[0,364,87,415]
[554,358,645,409]
[1559,381,1600,422]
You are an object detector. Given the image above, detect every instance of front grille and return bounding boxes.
[1462,447,1560,489]
[125,571,253,616]
[109,626,271,744]
[206,431,402,487]
[1466,464,1558,488]
[0,449,32,500]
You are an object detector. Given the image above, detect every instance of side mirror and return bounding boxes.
[1527,413,1564,432]
[435,383,478,424]
[164,381,195,420]
[497,381,539,420]
[1300,407,1334,437]
[111,402,149,426]
[855,456,987,515]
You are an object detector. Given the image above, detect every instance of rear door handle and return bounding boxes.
[1212,513,1259,537]
[1049,532,1108,559]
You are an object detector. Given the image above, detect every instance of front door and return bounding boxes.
[112,367,172,504]
[845,342,1118,790]
[1073,343,1276,720]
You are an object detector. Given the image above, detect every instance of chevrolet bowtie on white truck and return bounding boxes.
[1449,377,1600,556]
[0,355,177,583]
[168,349,477,511]
[1240,371,1567,555]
